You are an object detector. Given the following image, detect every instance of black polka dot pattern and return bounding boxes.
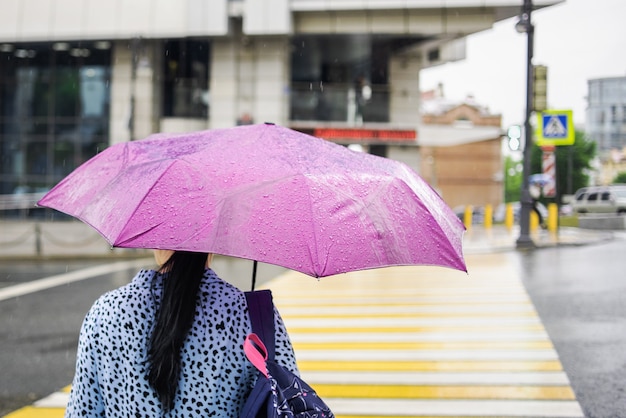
[65,268,298,417]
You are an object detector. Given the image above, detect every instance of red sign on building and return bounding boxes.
[292,126,417,144]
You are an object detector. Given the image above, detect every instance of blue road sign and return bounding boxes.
[536,110,574,146]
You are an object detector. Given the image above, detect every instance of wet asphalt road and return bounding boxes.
[519,239,626,417]
[1,239,625,417]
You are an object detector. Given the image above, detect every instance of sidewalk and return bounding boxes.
[462,225,616,254]
[2,223,615,418]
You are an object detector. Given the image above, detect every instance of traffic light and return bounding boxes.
[533,65,547,112]
[507,125,522,151]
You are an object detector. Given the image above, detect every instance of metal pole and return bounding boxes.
[568,145,573,196]
[516,0,536,249]
[129,37,140,141]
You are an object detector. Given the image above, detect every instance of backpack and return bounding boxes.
[241,290,335,418]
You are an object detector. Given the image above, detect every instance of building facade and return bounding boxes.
[586,76,626,185]
[586,76,626,156]
[419,91,504,208]
[0,0,558,200]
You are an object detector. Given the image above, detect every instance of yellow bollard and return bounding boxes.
[505,203,514,230]
[548,203,558,232]
[464,205,473,229]
[484,204,493,229]
[530,209,539,231]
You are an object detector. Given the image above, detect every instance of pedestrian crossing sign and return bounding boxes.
[536,110,575,146]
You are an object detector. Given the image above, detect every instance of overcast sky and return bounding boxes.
[420,0,626,129]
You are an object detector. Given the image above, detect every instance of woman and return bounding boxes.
[65,251,298,417]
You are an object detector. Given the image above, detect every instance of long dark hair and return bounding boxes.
[148,251,208,411]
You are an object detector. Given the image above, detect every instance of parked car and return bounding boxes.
[571,185,626,215]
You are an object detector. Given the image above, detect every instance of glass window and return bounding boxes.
[290,35,395,124]
[162,39,210,118]
[0,41,111,207]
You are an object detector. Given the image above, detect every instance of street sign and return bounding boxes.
[536,110,575,146]
[533,65,548,112]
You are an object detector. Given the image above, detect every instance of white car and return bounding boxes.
[572,185,626,215]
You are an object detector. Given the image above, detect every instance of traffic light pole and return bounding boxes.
[516,0,536,249]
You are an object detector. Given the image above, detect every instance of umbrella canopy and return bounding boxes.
[38,123,466,277]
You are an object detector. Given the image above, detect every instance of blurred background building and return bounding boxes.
[420,87,503,209]
[586,76,626,184]
[586,76,626,154]
[0,0,560,212]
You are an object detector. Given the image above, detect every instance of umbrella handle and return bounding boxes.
[251,260,258,291]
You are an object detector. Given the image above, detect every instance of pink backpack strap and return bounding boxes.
[244,333,269,378]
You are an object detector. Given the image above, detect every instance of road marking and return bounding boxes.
[280,304,539,316]
[0,258,152,301]
[284,316,542,327]
[293,340,554,350]
[297,360,564,372]
[301,371,572,385]
[291,330,550,342]
[265,264,584,417]
[34,392,69,408]
[315,384,576,400]
[286,324,546,334]
[3,407,64,418]
[326,398,583,417]
[294,349,559,361]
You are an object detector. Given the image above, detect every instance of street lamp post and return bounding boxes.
[516,0,536,249]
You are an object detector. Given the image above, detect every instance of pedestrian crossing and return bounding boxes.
[266,255,584,418]
[4,253,584,417]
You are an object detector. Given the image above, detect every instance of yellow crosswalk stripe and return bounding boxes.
[294,341,554,350]
[286,324,546,333]
[4,408,63,418]
[297,360,564,372]
[314,384,576,400]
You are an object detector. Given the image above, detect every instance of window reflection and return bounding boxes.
[0,42,111,201]
[162,39,210,118]
[290,35,392,124]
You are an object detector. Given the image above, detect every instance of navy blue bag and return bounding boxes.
[241,290,335,418]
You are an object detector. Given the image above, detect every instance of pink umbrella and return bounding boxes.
[38,123,466,278]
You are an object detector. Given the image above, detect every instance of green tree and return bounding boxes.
[504,155,523,203]
[613,172,626,184]
[530,130,596,204]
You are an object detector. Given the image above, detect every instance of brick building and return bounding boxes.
[419,91,504,209]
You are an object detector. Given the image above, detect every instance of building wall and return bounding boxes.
[422,103,501,127]
[586,77,626,156]
[389,54,422,127]
[420,104,503,209]
[210,35,290,128]
[109,40,159,145]
[0,0,229,41]
[1,1,561,203]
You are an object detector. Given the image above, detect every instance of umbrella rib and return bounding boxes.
[113,160,180,247]
[301,174,327,278]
